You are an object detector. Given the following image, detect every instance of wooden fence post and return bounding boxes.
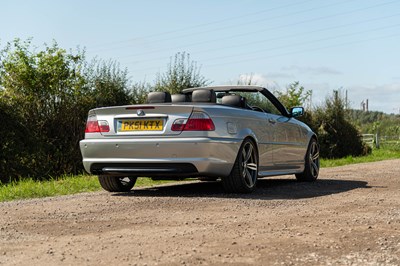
[375,132,380,149]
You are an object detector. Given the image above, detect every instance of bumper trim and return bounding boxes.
[91,163,199,177]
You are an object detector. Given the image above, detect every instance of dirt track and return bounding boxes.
[1,160,399,265]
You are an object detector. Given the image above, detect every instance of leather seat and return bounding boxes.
[221,95,246,108]
[171,94,188,102]
[191,89,216,103]
[147,92,172,103]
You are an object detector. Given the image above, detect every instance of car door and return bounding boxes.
[253,111,274,173]
[269,114,304,171]
[258,90,304,172]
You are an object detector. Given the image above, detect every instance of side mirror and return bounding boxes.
[290,107,304,118]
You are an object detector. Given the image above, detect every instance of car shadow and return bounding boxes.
[113,177,369,200]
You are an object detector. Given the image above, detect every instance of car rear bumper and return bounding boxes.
[80,137,242,178]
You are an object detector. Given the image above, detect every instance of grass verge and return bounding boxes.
[1,146,400,202]
[320,147,400,167]
[0,176,176,202]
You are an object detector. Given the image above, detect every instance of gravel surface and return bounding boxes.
[0,160,399,265]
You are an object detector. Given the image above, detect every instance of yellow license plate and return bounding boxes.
[119,119,164,131]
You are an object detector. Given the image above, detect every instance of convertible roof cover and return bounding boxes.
[182,85,266,93]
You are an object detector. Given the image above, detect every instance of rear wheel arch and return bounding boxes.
[242,136,259,157]
[311,134,318,144]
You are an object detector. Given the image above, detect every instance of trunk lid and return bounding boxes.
[90,104,194,137]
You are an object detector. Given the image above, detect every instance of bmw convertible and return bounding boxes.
[80,85,320,193]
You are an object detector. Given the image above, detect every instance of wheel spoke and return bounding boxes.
[242,149,247,162]
[245,169,254,186]
[310,143,316,153]
[246,163,257,171]
[311,143,319,160]
[234,140,259,190]
[244,144,252,163]
[312,151,319,161]
[311,162,319,176]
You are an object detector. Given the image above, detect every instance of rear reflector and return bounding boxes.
[172,111,215,131]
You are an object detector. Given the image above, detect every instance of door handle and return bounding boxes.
[268,119,276,125]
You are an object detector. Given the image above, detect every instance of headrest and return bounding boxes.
[191,89,216,103]
[221,95,246,108]
[147,91,172,103]
[171,94,188,103]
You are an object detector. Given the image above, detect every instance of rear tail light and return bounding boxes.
[172,111,215,131]
[85,115,110,133]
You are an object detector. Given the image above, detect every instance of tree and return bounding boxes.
[0,100,34,183]
[88,59,131,107]
[0,39,139,181]
[154,52,209,94]
[0,39,91,178]
[314,90,370,158]
[275,81,313,128]
[130,82,151,104]
[275,81,312,109]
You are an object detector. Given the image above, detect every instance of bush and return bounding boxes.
[130,82,151,104]
[0,100,34,183]
[88,59,131,107]
[0,39,132,182]
[314,91,371,158]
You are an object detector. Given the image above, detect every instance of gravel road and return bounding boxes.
[1,160,399,265]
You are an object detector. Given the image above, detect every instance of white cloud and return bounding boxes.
[229,73,281,90]
[347,83,400,114]
[264,72,295,79]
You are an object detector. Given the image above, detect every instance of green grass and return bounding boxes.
[1,146,400,203]
[0,175,176,202]
[321,146,400,167]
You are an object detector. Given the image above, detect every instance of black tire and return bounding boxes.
[98,176,137,192]
[296,138,320,181]
[222,139,258,193]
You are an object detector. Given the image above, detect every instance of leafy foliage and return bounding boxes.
[88,59,131,107]
[0,39,90,180]
[275,81,313,128]
[275,81,312,109]
[130,82,151,104]
[154,52,209,94]
[0,100,34,183]
[0,39,131,182]
[313,91,371,158]
[348,109,400,136]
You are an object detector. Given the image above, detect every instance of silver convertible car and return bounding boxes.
[80,85,319,193]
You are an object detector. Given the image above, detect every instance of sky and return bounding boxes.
[1,0,400,113]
